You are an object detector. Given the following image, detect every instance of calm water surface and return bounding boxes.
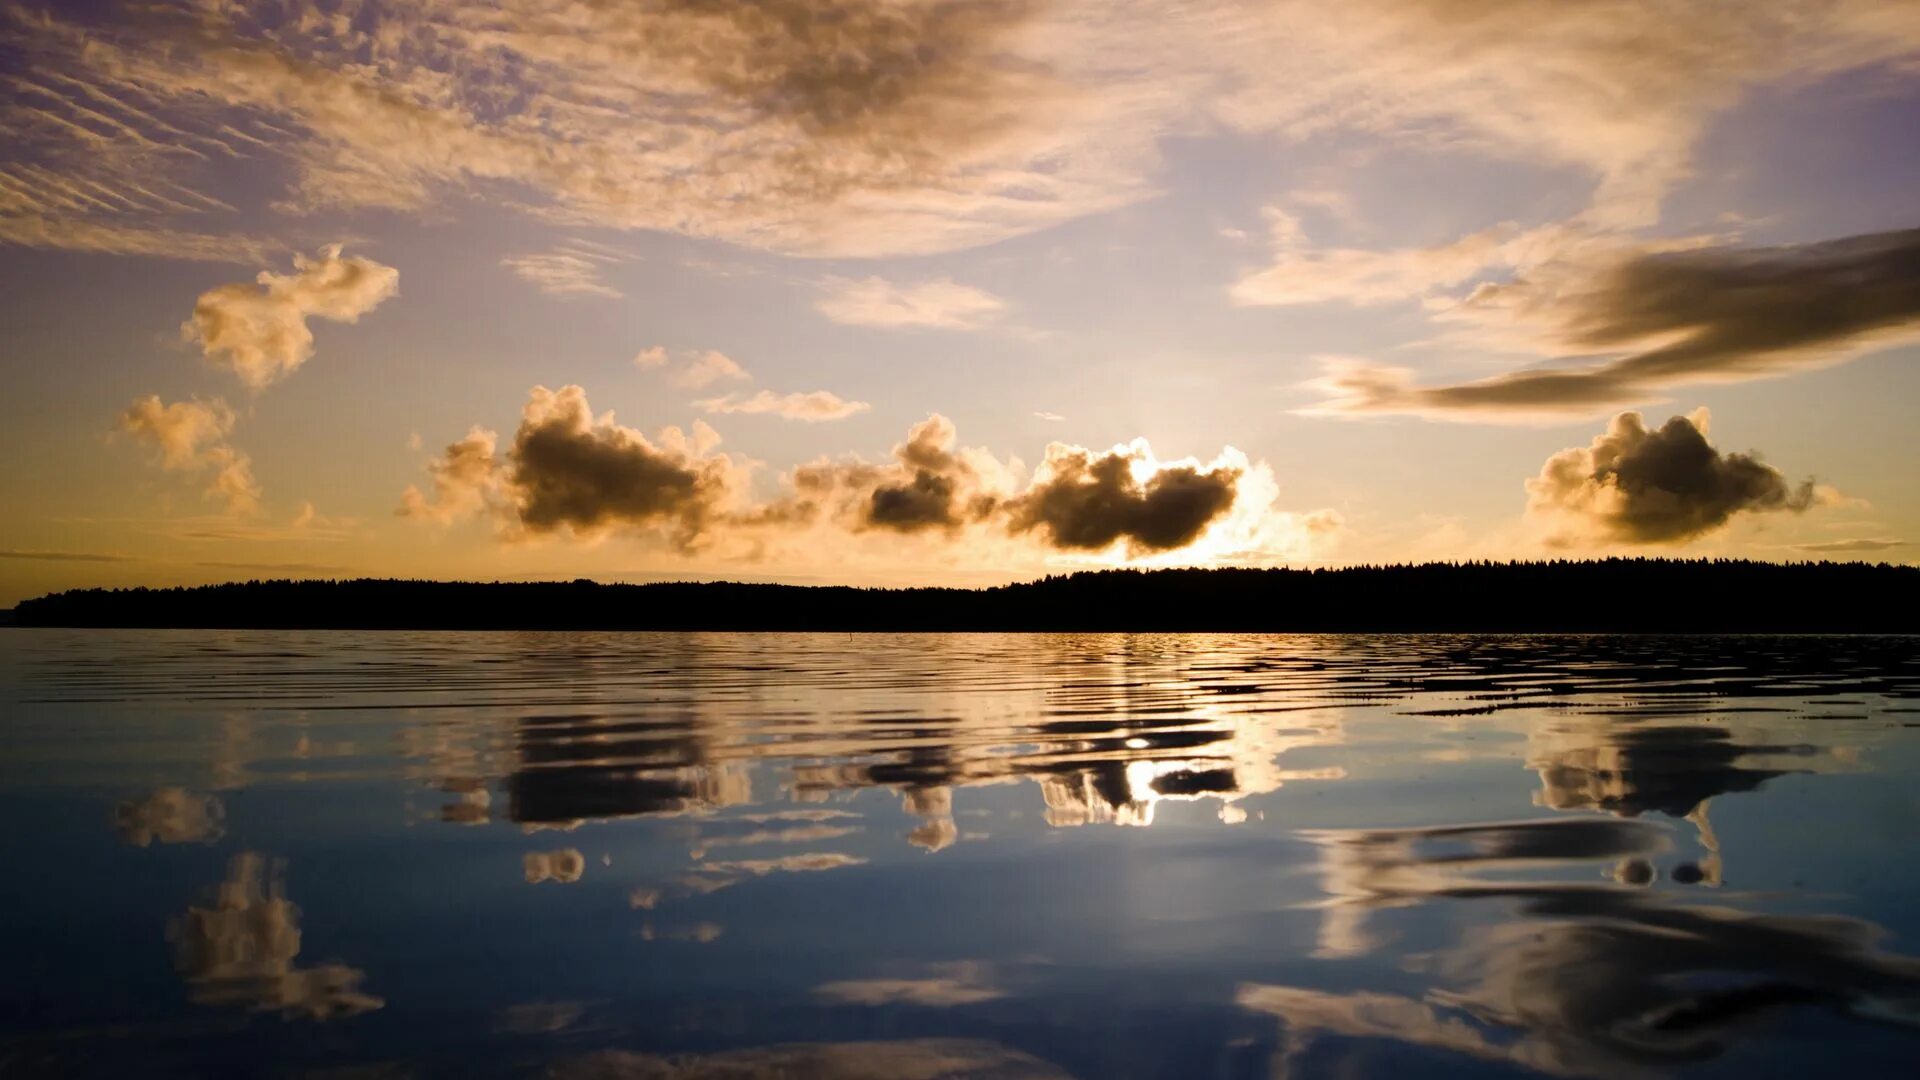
[2,631,1919,1078]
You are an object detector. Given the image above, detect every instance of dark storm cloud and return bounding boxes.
[401,385,746,550]
[774,415,1001,535]
[1006,445,1240,552]
[511,389,720,539]
[408,400,1295,559]
[1316,226,1920,418]
[1527,410,1819,545]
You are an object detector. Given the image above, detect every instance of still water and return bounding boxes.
[2,631,1918,1078]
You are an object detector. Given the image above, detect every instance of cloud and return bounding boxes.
[117,395,260,515]
[1234,215,1557,307]
[1794,538,1908,554]
[406,393,1335,565]
[814,276,1006,329]
[501,246,626,299]
[1032,411,1065,422]
[183,245,399,388]
[769,415,1011,536]
[0,549,135,562]
[1006,442,1241,554]
[698,390,871,422]
[8,2,1920,263]
[115,788,224,846]
[633,346,669,369]
[399,427,506,525]
[400,385,748,550]
[1307,227,1920,420]
[673,350,751,390]
[1527,409,1820,545]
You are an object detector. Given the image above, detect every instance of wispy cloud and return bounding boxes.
[698,390,870,422]
[0,549,136,562]
[1304,227,1920,422]
[1793,538,1907,554]
[814,277,1006,330]
[501,240,634,299]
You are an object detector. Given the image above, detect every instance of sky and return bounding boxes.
[1,0,1918,605]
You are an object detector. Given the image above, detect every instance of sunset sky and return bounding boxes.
[3,0,1918,605]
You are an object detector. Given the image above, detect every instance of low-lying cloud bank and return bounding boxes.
[1307,226,1920,420]
[402,385,1339,564]
[1528,409,1824,545]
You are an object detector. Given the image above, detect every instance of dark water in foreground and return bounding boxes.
[2,633,1918,1079]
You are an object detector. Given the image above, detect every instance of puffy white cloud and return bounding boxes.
[117,395,260,515]
[399,427,506,525]
[183,246,399,388]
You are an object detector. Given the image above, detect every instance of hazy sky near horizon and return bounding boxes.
[2,0,1918,604]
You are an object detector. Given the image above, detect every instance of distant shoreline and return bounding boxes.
[10,560,1919,633]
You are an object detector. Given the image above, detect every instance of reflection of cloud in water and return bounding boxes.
[638,922,724,944]
[115,788,224,846]
[1305,818,1668,958]
[435,777,492,825]
[508,712,754,827]
[677,853,867,895]
[524,848,587,884]
[815,962,1005,1008]
[495,999,586,1035]
[549,1039,1069,1079]
[1527,717,1854,886]
[1263,817,1920,1076]
[168,852,382,1020]
[688,822,864,860]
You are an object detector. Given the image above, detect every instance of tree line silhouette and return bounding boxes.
[9,559,1918,632]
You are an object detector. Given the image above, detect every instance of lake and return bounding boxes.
[2,631,1918,1078]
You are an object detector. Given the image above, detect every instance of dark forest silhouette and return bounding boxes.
[10,559,1919,631]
